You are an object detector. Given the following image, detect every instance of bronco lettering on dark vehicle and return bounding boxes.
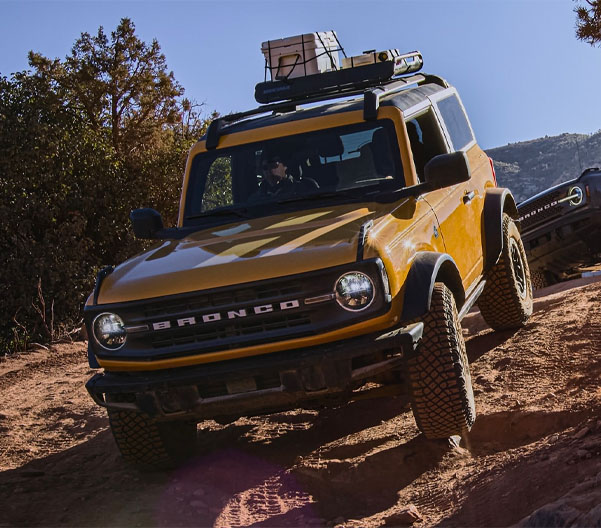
[518,169,601,287]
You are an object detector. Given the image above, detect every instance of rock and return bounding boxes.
[580,503,601,526]
[190,500,207,510]
[582,438,599,450]
[192,488,205,497]
[574,427,590,440]
[448,435,462,448]
[384,504,423,526]
[518,504,581,527]
[575,449,591,460]
[493,357,511,370]
[333,516,345,525]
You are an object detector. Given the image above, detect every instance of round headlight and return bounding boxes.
[568,185,584,206]
[335,272,375,311]
[93,312,127,350]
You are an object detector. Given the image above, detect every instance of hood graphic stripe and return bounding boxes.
[184,209,368,249]
[194,237,280,268]
[262,209,371,257]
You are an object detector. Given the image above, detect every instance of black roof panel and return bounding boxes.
[202,82,447,140]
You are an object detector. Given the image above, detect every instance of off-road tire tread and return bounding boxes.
[530,269,548,290]
[108,409,196,470]
[407,283,475,439]
[478,214,533,330]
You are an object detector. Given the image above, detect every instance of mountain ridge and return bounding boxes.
[485,131,601,202]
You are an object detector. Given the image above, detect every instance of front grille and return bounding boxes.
[150,310,312,349]
[142,280,305,319]
[87,259,390,362]
[519,189,563,231]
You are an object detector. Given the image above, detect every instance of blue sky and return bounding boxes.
[1,0,600,149]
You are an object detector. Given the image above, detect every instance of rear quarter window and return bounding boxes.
[437,95,474,151]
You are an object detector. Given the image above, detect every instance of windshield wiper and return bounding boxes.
[185,207,251,221]
[275,189,361,205]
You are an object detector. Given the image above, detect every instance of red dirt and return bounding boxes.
[1,277,600,527]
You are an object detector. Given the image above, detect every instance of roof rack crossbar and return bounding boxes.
[204,72,429,149]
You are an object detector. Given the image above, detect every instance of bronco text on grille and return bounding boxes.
[149,300,301,331]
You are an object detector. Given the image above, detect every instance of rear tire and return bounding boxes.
[407,282,476,439]
[108,409,197,470]
[478,214,533,330]
[530,269,549,290]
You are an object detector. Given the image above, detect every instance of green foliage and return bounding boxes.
[201,156,233,211]
[575,0,601,46]
[0,19,212,353]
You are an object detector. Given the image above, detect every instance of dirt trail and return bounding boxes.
[1,277,601,527]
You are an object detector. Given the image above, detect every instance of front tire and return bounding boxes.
[108,409,197,470]
[478,214,533,330]
[407,282,476,439]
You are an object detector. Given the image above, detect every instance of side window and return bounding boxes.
[201,156,233,212]
[437,95,474,151]
[406,109,448,182]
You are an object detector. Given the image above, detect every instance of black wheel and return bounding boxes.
[407,282,476,439]
[478,214,533,330]
[107,409,197,470]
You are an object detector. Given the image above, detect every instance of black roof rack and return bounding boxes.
[256,52,423,104]
[204,70,448,150]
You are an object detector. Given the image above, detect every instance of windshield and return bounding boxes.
[183,119,403,226]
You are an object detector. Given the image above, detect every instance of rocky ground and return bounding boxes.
[1,276,600,527]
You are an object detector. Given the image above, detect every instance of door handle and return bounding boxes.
[463,190,475,204]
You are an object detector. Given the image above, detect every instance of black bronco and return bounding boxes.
[518,167,601,287]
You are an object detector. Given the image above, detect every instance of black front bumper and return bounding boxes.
[86,322,423,421]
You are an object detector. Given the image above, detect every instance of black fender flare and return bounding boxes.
[483,188,519,269]
[401,252,465,321]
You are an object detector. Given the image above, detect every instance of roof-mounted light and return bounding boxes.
[342,49,423,77]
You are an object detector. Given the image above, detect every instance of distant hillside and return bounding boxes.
[485,131,601,203]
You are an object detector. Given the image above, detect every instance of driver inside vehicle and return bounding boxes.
[248,147,318,202]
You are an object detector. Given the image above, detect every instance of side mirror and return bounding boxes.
[130,208,164,239]
[424,152,471,191]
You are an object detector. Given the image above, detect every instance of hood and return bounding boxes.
[96,205,378,304]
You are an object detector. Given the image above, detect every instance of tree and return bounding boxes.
[0,19,212,353]
[29,18,184,157]
[575,0,601,46]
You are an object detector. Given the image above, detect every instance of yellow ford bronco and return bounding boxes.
[85,32,533,468]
